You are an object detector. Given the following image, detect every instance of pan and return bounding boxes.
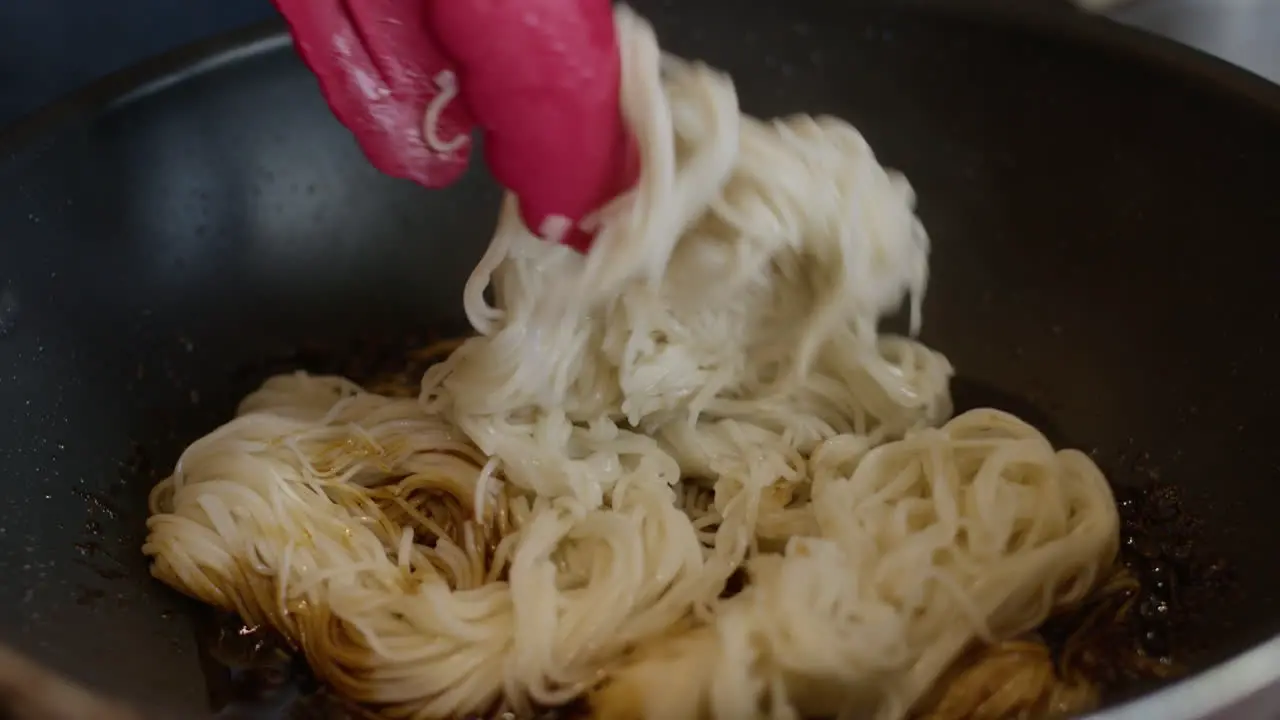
[1,0,1278,718]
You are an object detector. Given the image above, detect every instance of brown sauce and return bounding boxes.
[1041,481,1234,707]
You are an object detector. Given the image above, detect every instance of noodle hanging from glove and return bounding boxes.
[144,7,1119,720]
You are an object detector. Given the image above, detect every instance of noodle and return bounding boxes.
[143,6,1120,720]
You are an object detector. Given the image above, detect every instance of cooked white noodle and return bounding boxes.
[143,6,1119,720]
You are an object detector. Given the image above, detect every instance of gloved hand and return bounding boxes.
[272,0,638,254]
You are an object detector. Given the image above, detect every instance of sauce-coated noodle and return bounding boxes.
[144,7,1119,719]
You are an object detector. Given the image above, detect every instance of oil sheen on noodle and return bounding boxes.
[142,6,1120,720]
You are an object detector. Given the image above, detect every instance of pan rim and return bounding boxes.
[1,5,1277,720]
[2,2,1279,152]
[0,21,288,156]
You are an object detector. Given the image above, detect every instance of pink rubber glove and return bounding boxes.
[272,0,638,254]
[272,0,475,189]
[428,0,639,253]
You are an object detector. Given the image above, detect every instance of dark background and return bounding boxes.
[0,0,273,125]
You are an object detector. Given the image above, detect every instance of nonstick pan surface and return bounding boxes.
[2,1,1280,718]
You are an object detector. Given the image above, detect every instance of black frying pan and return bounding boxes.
[1,1,1279,718]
